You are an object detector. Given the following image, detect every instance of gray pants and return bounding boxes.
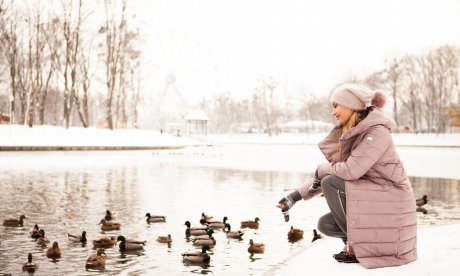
[317,175,348,243]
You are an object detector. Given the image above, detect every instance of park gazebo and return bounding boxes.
[185,109,209,136]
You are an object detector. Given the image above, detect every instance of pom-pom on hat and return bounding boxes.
[371,90,387,109]
[330,83,374,111]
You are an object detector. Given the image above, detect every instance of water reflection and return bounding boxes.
[0,151,459,275]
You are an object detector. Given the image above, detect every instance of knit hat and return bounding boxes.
[330,83,387,110]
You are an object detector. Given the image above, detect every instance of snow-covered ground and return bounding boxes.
[1,124,460,275]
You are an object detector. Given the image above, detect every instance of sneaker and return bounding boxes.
[333,251,359,263]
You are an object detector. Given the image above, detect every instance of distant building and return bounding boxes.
[185,109,209,136]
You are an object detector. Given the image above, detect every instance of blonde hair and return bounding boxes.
[336,111,362,155]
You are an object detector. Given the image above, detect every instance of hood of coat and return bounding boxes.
[340,107,396,141]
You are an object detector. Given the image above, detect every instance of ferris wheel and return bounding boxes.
[146,31,216,131]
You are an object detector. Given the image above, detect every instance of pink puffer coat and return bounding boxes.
[299,107,417,269]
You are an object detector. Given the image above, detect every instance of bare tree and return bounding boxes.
[253,77,279,136]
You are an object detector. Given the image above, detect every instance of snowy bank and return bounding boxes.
[0,125,202,150]
[268,223,460,276]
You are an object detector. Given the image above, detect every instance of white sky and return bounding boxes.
[127,0,460,104]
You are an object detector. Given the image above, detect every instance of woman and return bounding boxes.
[277,83,417,269]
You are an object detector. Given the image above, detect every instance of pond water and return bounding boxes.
[0,146,459,275]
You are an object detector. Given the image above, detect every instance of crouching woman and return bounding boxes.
[278,83,417,269]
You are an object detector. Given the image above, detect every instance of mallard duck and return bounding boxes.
[22,253,38,273]
[241,217,260,229]
[36,229,50,247]
[184,221,208,236]
[30,224,40,238]
[117,236,144,251]
[287,226,304,241]
[145,213,166,223]
[416,206,428,214]
[92,236,117,247]
[416,195,428,207]
[311,229,323,242]
[156,234,172,243]
[104,210,116,221]
[248,239,264,254]
[182,245,211,264]
[199,213,214,224]
[192,234,216,247]
[205,216,228,229]
[224,223,244,239]
[68,231,87,244]
[99,219,121,231]
[85,248,106,268]
[3,215,26,227]
[46,241,61,259]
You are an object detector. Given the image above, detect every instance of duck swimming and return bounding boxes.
[199,213,214,224]
[99,219,121,231]
[145,213,166,223]
[287,226,304,241]
[248,239,265,254]
[117,236,145,251]
[85,248,106,268]
[182,245,211,264]
[311,229,323,242]
[224,223,244,239]
[68,231,87,244]
[36,229,50,247]
[30,224,40,239]
[3,215,26,227]
[205,216,228,229]
[22,253,38,273]
[46,241,61,259]
[184,221,208,236]
[156,234,172,243]
[92,236,117,247]
[241,217,260,229]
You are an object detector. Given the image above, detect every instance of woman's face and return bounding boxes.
[331,103,353,126]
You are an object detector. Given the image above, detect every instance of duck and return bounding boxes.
[92,236,117,247]
[416,195,428,207]
[99,219,121,231]
[311,229,323,242]
[22,253,38,273]
[145,213,166,223]
[416,206,428,214]
[199,213,214,224]
[68,231,87,244]
[205,216,228,229]
[3,215,26,227]
[30,224,40,238]
[224,223,244,239]
[184,221,208,236]
[241,217,260,229]
[36,229,50,247]
[248,239,265,254]
[287,226,304,241]
[85,248,106,268]
[156,234,172,243]
[182,245,211,264]
[117,235,144,251]
[104,210,116,221]
[46,241,61,259]
[192,230,216,247]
